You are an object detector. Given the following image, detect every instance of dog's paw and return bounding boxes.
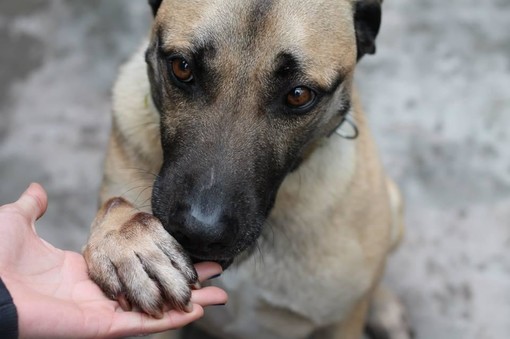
[83,197,198,318]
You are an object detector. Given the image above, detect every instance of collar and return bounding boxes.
[327,105,359,140]
[331,115,359,139]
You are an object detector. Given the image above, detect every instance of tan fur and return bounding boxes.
[85,0,408,338]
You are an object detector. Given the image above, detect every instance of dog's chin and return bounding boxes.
[190,255,234,270]
[188,241,260,270]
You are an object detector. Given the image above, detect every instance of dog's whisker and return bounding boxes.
[134,203,152,211]
[118,184,153,200]
[132,185,154,206]
[263,220,277,250]
[267,219,292,249]
[255,239,265,269]
[121,167,159,179]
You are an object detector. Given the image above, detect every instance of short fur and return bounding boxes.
[84,0,411,338]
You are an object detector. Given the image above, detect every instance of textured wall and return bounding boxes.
[0,1,508,338]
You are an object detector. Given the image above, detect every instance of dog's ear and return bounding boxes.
[354,0,382,61]
[148,0,163,17]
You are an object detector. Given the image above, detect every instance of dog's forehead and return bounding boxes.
[156,0,357,86]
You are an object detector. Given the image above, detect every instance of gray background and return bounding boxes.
[0,1,508,338]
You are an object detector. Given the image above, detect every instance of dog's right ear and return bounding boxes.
[148,0,163,17]
[354,0,382,61]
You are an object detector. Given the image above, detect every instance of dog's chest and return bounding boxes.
[198,235,373,339]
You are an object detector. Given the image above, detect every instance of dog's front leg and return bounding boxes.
[311,297,370,339]
[365,286,414,339]
[83,196,198,318]
[312,287,413,339]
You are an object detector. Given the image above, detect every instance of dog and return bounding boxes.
[83,0,411,338]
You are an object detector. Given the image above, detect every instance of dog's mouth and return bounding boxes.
[166,227,251,270]
[156,213,261,271]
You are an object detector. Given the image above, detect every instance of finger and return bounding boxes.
[109,304,204,337]
[195,262,223,283]
[15,183,48,223]
[191,286,228,307]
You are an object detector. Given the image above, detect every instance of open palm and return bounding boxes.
[0,184,227,338]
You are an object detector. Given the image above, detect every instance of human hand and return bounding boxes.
[0,183,227,338]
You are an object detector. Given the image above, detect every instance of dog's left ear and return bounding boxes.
[148,0,163,17]
[354,0,382,61]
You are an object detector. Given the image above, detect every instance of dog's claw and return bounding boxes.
[152,309,164,319]
[184,302,194,313]
[118,293,132,311]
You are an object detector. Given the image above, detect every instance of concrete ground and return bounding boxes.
[0,1,508,338]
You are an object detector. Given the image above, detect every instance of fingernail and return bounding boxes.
[23,183,35,195]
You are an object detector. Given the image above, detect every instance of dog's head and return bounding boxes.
[146,0,382,266]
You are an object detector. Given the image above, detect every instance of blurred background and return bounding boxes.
[0,1,508,338]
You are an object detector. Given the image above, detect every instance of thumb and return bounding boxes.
[15,183,48,223]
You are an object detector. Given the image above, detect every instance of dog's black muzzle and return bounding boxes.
[151,151,274,267]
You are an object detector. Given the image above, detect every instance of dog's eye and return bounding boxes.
[171,57,193,82]
[286,86,316,109]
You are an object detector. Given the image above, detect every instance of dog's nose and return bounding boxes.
[168,204,237,255]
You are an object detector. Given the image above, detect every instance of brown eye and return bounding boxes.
[171,58,193,82]
[286,86,315,108]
